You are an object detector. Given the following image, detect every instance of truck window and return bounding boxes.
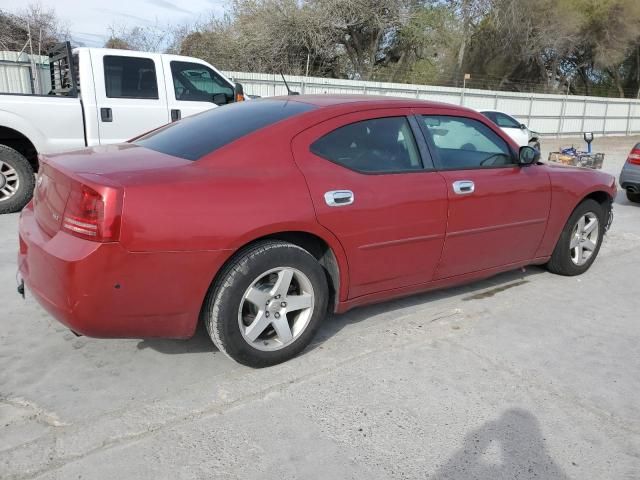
[170,61,234,103]
[104,56,159,99]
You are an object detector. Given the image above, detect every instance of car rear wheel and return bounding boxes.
[0,145,35,215]
[546,199,607,276]
[627,190,640,203]
[203,240,329,367]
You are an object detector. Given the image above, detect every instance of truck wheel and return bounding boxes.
[545,199,606,276]
[627,191,640,203]
[203,240,328,368]
[0,145,35,214]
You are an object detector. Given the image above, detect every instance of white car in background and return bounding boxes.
[480,110,540,150]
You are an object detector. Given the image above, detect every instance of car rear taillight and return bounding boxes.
[628,148,640,165]
[62,185,121,242]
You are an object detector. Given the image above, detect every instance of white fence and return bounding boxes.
[225,71,640,137]
[1,53,639,138]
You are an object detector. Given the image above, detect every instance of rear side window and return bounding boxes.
[135,99,315,160]
[104,56,158,99]
[310,117,422,173]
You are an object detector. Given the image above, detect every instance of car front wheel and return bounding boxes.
[203,240,329,367]
[546,199,607,276]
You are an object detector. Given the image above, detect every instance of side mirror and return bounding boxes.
[212,93,227,106]
[234,82,244,102]
[519,146,540,166]
[520,123,528,130]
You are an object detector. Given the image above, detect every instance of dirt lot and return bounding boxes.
[1,135,639,479]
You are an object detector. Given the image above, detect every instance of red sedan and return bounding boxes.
[18,96,616,367]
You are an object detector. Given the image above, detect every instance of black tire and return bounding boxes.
[627,190,640,203]
[202,240,329,367]
[546,199,607,276]
[530,140,541,151]
[0,144,35,215]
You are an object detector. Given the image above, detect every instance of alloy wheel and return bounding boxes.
[570,212,599,266]
[238,267,315,351]
[0,160,20,202]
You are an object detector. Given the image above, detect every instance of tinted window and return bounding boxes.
[135,99,315,160]
[104,56,158,99]
[421,115,514,169]
[494,112,522,128]
[310,117,422,173]
[170,61,234,103]
[480,111,497,123]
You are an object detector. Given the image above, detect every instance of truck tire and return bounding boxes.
[0,145,35,214]
[627,191,640,203]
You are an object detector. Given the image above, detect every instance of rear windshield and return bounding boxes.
[134,99,316,160]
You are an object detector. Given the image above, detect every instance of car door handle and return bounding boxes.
[452,180,475,195]
[324,190,355,207]
[100,107,112,122]
[171,109,181,122]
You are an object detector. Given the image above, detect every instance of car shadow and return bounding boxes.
[430,408,571,479]
[136,321,217,354]
[137,266,546,356]
[306,266,547,352]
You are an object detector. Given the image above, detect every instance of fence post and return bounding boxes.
[273,74,277,97]
[602,101,609,136]
[494,92,498,109]
[626,101,632,135]
[527,94,534,127]
[558,97,567,138]
[580,98,587,134]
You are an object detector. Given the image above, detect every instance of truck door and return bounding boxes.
[91,50,169,144]
[161,56,236,122]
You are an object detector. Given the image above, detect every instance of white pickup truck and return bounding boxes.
[0,42,245,214]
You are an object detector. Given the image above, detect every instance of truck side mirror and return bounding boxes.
[235,83,245,102]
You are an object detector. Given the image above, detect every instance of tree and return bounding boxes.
[0,4,69,54]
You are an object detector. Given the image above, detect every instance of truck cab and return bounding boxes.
[0,42,244,214]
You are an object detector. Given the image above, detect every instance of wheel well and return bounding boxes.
[584,190,612,209]
[0,127,38,170]
[260,232,341,312]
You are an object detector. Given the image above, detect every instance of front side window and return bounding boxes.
[103,56,158,99]
[170,61,234,103]
[421,115,514,169]
[494,112,522,129]
[310,117,422,173]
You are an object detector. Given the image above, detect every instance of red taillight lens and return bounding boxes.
[62,185,121,242]
[628,148,640,165]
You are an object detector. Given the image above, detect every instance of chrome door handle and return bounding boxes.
[324,190,354,207]
[452,180,475,195]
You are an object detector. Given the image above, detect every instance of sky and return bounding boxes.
[2,0,228,47]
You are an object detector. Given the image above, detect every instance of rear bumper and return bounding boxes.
[18,205,229,339]
[620,163,640,192]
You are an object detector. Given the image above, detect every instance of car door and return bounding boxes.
[92,51,170,144]
[415,111,551,279]
[161,57,236,121]
[292,110,448,299]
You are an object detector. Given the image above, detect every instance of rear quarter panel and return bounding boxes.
[534,164,616,258]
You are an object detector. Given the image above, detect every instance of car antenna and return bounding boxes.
[280,72,300,95]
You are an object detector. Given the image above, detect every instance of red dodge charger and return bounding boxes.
[18,96,616,367]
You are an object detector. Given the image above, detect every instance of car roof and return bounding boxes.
[271,94,475,113]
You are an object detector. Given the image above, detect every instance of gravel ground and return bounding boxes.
[1,135,639,479]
